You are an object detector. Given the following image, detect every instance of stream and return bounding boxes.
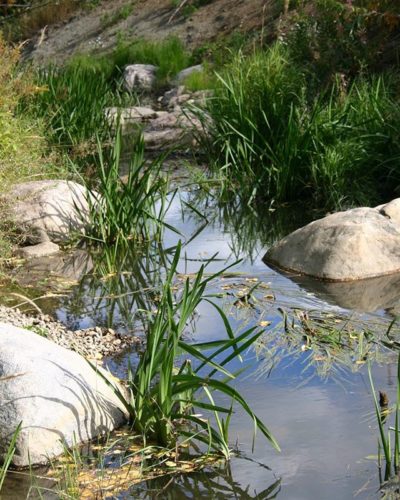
[3,188,400,499]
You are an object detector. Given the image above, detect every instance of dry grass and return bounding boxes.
[2,0,93,41]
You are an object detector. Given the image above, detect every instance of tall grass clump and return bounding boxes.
[80,132,171,246]
[24,63,120,157]
[205,44,307,204]
[0,36,59,190]
[96,242,279,458]
[206,42,400,209]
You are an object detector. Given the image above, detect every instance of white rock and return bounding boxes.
[5,180,91,245]
[143,108,203,150]
[0,324,128,466]
[123,64,157,91]
[105,106,158,128]
[264,202,400,281]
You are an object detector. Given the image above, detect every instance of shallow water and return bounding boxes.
[4,191,400,499]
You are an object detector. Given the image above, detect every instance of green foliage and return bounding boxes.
[112,36,191,85]
[182,66,216,91]
[25,63,119,155]
[204,43,400,209]
[0,36,60,195]
[80,132,171,246]
[282,0,400,83]
[93,242,279,458]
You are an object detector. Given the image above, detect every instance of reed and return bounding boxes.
[94,242,279,458]
[0,422,21,491]
[79,131,172,246]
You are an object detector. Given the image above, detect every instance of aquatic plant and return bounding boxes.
[95,242,279,458]
[369,336,400,484]
[78,131,173,246]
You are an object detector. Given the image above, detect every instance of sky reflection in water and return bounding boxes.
[15,192,400,499]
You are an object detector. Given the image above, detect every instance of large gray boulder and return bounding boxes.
[264,201,400,281]
[123,64,157,91]
[4,180,91,256]
[0,324,128,467]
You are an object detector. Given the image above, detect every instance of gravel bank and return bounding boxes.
[0,305,140,359]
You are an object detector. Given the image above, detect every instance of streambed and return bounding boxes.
[2,190,400,499]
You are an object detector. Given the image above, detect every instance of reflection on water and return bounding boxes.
[128,462,281,499]
[290,272,400,314]
[3,192,400,498]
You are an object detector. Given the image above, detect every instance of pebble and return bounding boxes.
[0,305,141,360]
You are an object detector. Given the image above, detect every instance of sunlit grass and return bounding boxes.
[203,43,400,209]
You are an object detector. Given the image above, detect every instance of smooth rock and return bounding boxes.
[0,324,128,466]
[264,203,400,281]
[105,106,158,130]
[123,64,157,91]
[379,198,400,226]
[175,64,203,83]
[4,180,91,245]
[17,242,60,259]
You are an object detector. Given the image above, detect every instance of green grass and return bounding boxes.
[182,66,216,92]
[24,63,121,157]
[93,242,279,458]
[0,422,21,492]
[369,349,400,484]
[203,43,400,209]
[112,36,192,86]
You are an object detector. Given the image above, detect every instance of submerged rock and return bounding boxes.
[123,64,157,91]
[0,324,128,466]
[264,200,400,281]
[4,180,91,255]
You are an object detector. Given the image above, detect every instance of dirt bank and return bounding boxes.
[26,0,275,64]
